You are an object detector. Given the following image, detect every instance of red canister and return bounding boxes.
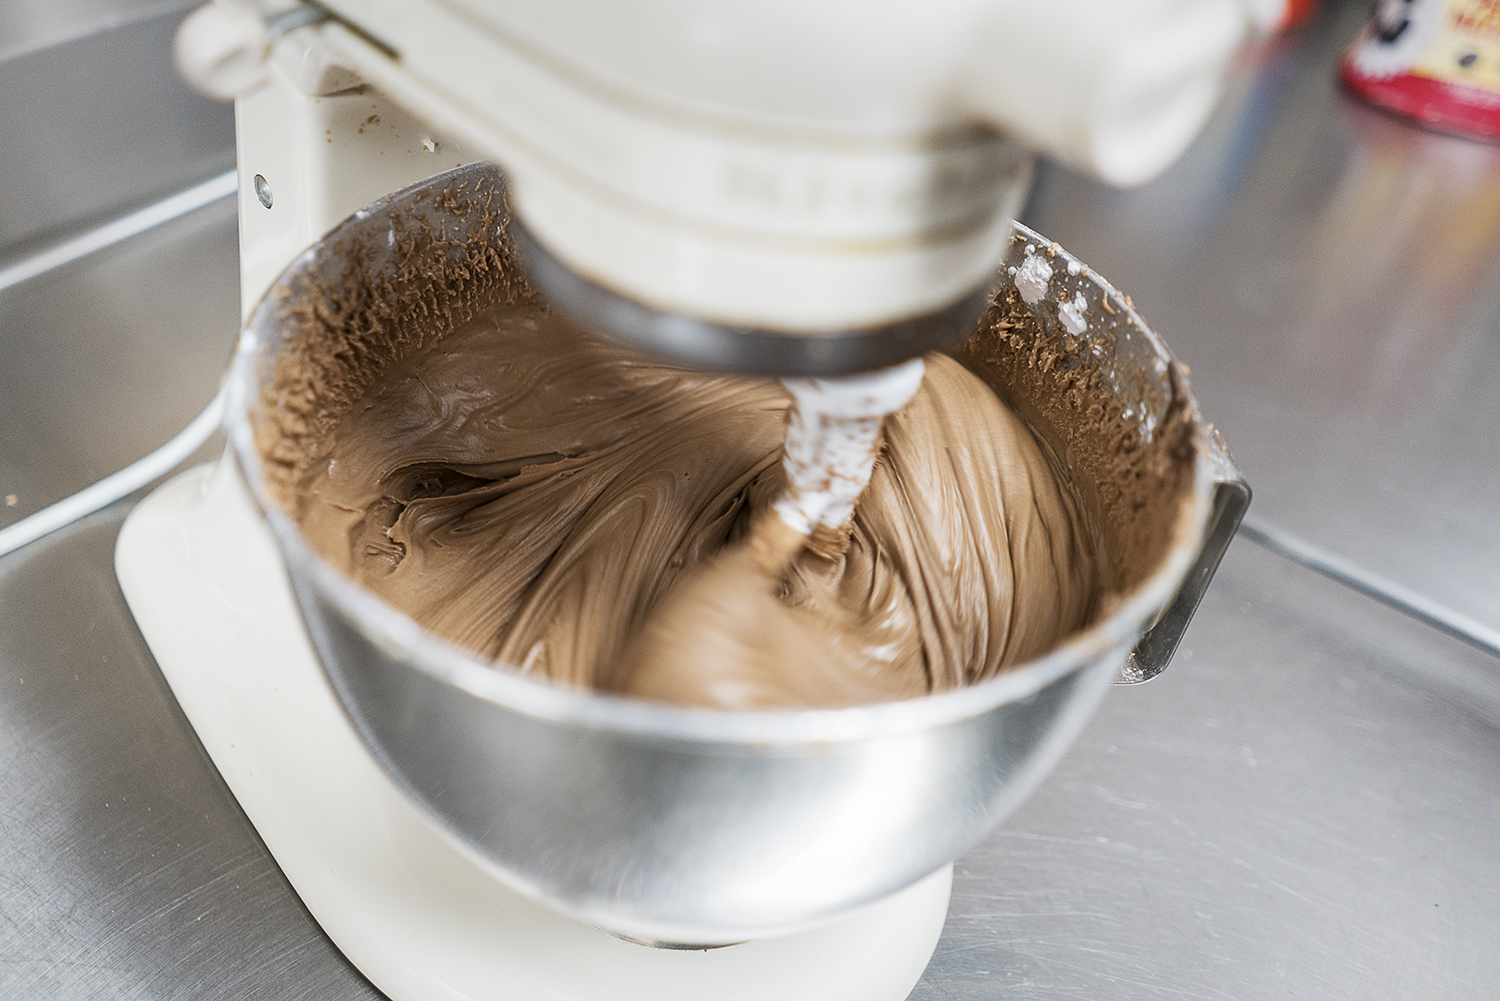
[1342,0,1500,141]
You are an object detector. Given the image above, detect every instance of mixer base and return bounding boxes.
[115,460,952,1001]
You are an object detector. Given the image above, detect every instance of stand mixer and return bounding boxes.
[178,0,1248,363]
[115,2,1252,997]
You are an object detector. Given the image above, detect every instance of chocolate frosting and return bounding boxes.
[291,303,1101,710]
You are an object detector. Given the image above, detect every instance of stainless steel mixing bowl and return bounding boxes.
[225,163,1247,945]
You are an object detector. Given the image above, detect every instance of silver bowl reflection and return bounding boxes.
[225,163,1245,945]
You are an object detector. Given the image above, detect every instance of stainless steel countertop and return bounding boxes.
[918,538,1500,999]
[1024,0,1500,644]
[3,3,1498,997]
[0,3,231,266]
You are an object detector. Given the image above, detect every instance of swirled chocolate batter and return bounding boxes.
[291,304,1101,710]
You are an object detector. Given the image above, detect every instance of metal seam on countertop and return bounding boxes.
[1238,515,1500,661]
[0,385,228,558]
[0,169,237,294]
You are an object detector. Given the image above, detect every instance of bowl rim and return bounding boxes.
[225,166,1214,748]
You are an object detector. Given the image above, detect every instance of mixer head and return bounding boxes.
[176,0,1250,376]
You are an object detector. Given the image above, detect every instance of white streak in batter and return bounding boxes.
[774,359,926,536]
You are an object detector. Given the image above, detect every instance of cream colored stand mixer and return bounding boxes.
[123,2,1252,998]
[177,0,1247,359]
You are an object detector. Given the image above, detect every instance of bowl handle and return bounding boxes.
[1118,428,1251,684]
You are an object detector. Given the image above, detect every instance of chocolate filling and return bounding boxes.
[251,172,1197,710]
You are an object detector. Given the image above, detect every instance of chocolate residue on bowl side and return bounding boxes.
[952,285,1199,597]
[254,175,538,512]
